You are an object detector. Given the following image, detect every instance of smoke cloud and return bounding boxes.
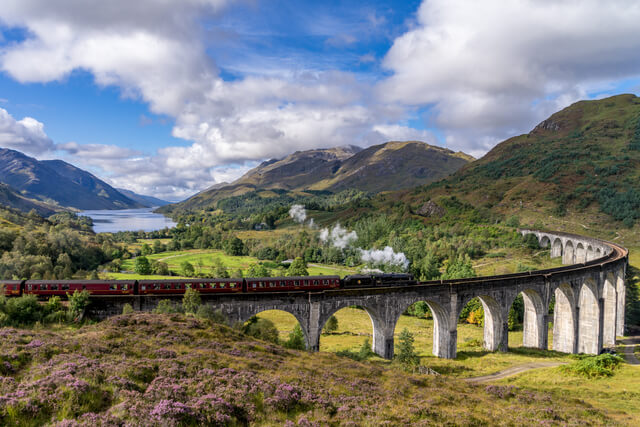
[358,246,409,271]
[319,223,358,249]
[289,204,307,224]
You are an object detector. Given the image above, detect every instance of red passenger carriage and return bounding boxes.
[245,275,340,292]
[138,278,243,295]
[23,280,136,296]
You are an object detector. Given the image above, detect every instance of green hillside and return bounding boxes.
[381,94,640,244]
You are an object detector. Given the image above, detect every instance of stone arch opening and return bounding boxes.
[578,279,601,354]
[458,295,505,352]
[603,273,617,347]
[576,243,586,263]
[245,309,309,349]
[393,299,450,359]
[563,241,575,264]
[508,289,546,349]
[595,248,602,258]
[551,238,563,258]
[586,245,595,261]
[540,235,551,248]
[552,283,575,353]
[318,304,384,357]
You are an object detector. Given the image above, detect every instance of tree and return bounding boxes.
[322,315,339,334]
[247,263,271,277]
[224,237,246,256]
[441,255,475,280]
[287,257,309,276]
[233,268,243,278]
[152,240,165,254]
[182,287,201,314]
[396,328,420,371]
[122,303,134,315]
[152,261,170,276]
[134,256,152,275]
[141,243,152,256]
[285,324,306,350]
[181,261,195,277]
[213,258,230,278]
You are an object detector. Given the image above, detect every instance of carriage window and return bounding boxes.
[199,283,206,289]
[123,284,128,290]
[164,283,171,289]
[62,284,69,290]
[27,284,32,291]
[252,282,257,288]
[230,283,236,288]
[211,283,216,288]
[323,280,329,285]
[269,282,275,288]
[294,281,299,286]
[110,284,118,290]
[304,280,309,286]
[280,281,285,286]
[259,281,265,288]
[313,280,318,285]
[154,283,161,290]
[141,284,147,291]
[41,284,47,290]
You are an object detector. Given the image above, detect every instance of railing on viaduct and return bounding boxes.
[87,229,628,360]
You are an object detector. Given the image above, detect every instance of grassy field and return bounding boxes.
[257,307,570,378]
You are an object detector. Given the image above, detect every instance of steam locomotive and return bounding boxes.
[1,273,416,297]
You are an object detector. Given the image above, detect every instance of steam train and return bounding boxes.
[1,273,416,298]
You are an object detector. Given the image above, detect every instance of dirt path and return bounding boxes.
[618,336,640,366]
[465,361,567,383]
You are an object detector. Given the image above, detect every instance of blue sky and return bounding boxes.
[0,0,639,200]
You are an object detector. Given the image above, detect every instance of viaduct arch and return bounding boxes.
[88,229,628,360]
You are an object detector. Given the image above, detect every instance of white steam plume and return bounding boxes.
[289,204,307,224]
[358,246,409,270]
[319,223,358,249]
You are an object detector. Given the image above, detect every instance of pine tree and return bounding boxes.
[396,328,420,371]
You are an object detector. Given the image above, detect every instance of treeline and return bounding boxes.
[0,212,124,280]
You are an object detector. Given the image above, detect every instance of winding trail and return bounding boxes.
[464,361,567,383]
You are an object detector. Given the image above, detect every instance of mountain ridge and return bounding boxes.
[163,140,473,212]
[0,148,144,211]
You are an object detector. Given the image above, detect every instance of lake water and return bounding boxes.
[81,208,177,233]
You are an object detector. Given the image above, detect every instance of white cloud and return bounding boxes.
[379,0,640,155]
[0,108,55,155]
[3,1,640,198]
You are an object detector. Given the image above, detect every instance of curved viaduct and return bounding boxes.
[88,229,628,360]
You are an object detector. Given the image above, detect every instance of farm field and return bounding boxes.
[112,248,356,278]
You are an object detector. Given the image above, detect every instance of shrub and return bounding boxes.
[196,305,226,324]
[358,338,375,360]
[122,303,134,315]
[67,290,90,322]
[561,354,624,378]
[243,316,279,344]
[182,288,201,315]
[285,324,306,350]
[154,299,180,314]
[181,261,195,277]
[3,294,42,325]
[322,315,338,334]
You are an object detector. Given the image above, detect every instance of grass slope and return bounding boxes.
[0,313,614,425]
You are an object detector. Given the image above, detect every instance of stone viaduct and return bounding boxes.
[87,229,628,360]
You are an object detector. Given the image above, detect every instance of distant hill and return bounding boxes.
[116,188,170,207]
[389,94,640,239]
[0,148,144,210]
[163,141,472,212]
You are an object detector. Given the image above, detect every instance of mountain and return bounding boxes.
[392,94,640,239]
[116,188,170,207]
[0,148,144,210]
[0,182,58,216]
[163,141,472,212]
